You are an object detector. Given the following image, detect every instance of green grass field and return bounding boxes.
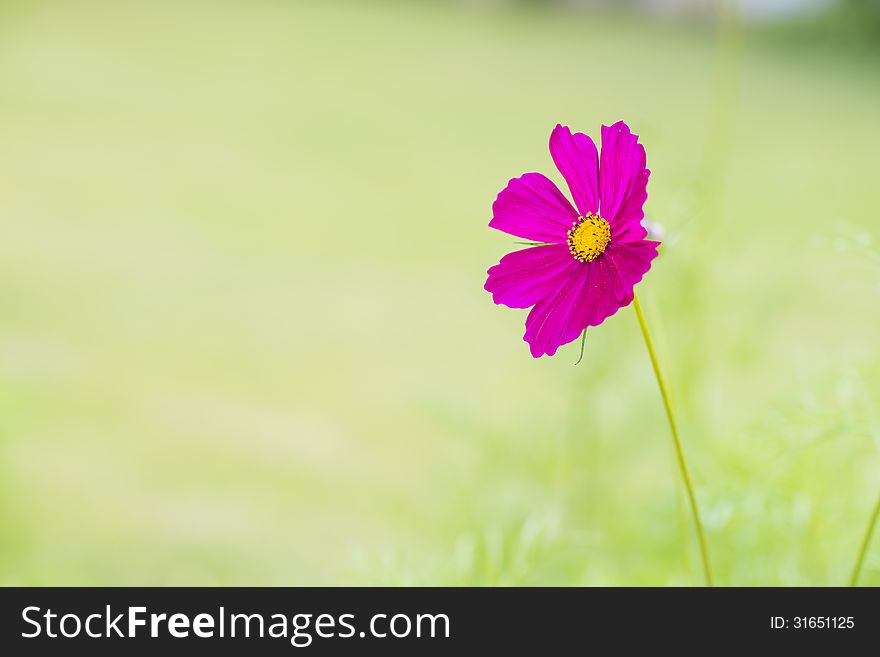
[1,0,879,585]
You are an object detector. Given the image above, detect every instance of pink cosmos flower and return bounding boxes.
[485,122,660,358]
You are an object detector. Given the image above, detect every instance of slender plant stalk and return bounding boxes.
[633,293,714,587]
[850,490,880,586]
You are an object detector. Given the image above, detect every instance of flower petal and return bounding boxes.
[601,249,633,306]
[490,172,577,243]
[549,124,599,216]
[520,239,658,358]
[551,256,624,342]
[599,121,649,236]
[524,264,590,358]
[603,240,660,304]
[484,244,574,309]
[612,168,650,241]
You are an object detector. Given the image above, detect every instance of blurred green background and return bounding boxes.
[1,0,879,586]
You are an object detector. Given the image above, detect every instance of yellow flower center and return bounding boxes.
[567,213,611,262]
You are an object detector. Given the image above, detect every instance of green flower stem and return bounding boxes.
[633,293,714,587]
[850,490,880,586]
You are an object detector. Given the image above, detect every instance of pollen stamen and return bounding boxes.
[567,213,611,262]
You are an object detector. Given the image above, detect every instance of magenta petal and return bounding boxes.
[549,124,599,216]
[490,172,577,243]
[524,264,591,358]
[485,244,575,309]
[599,121,649,237]
[612,168,650,242]
[604,240,660,302]
[601,249,633,306]
[525,241,659,358]
[560,257,622,336]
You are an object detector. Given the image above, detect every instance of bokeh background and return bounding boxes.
[1,0,879,586]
